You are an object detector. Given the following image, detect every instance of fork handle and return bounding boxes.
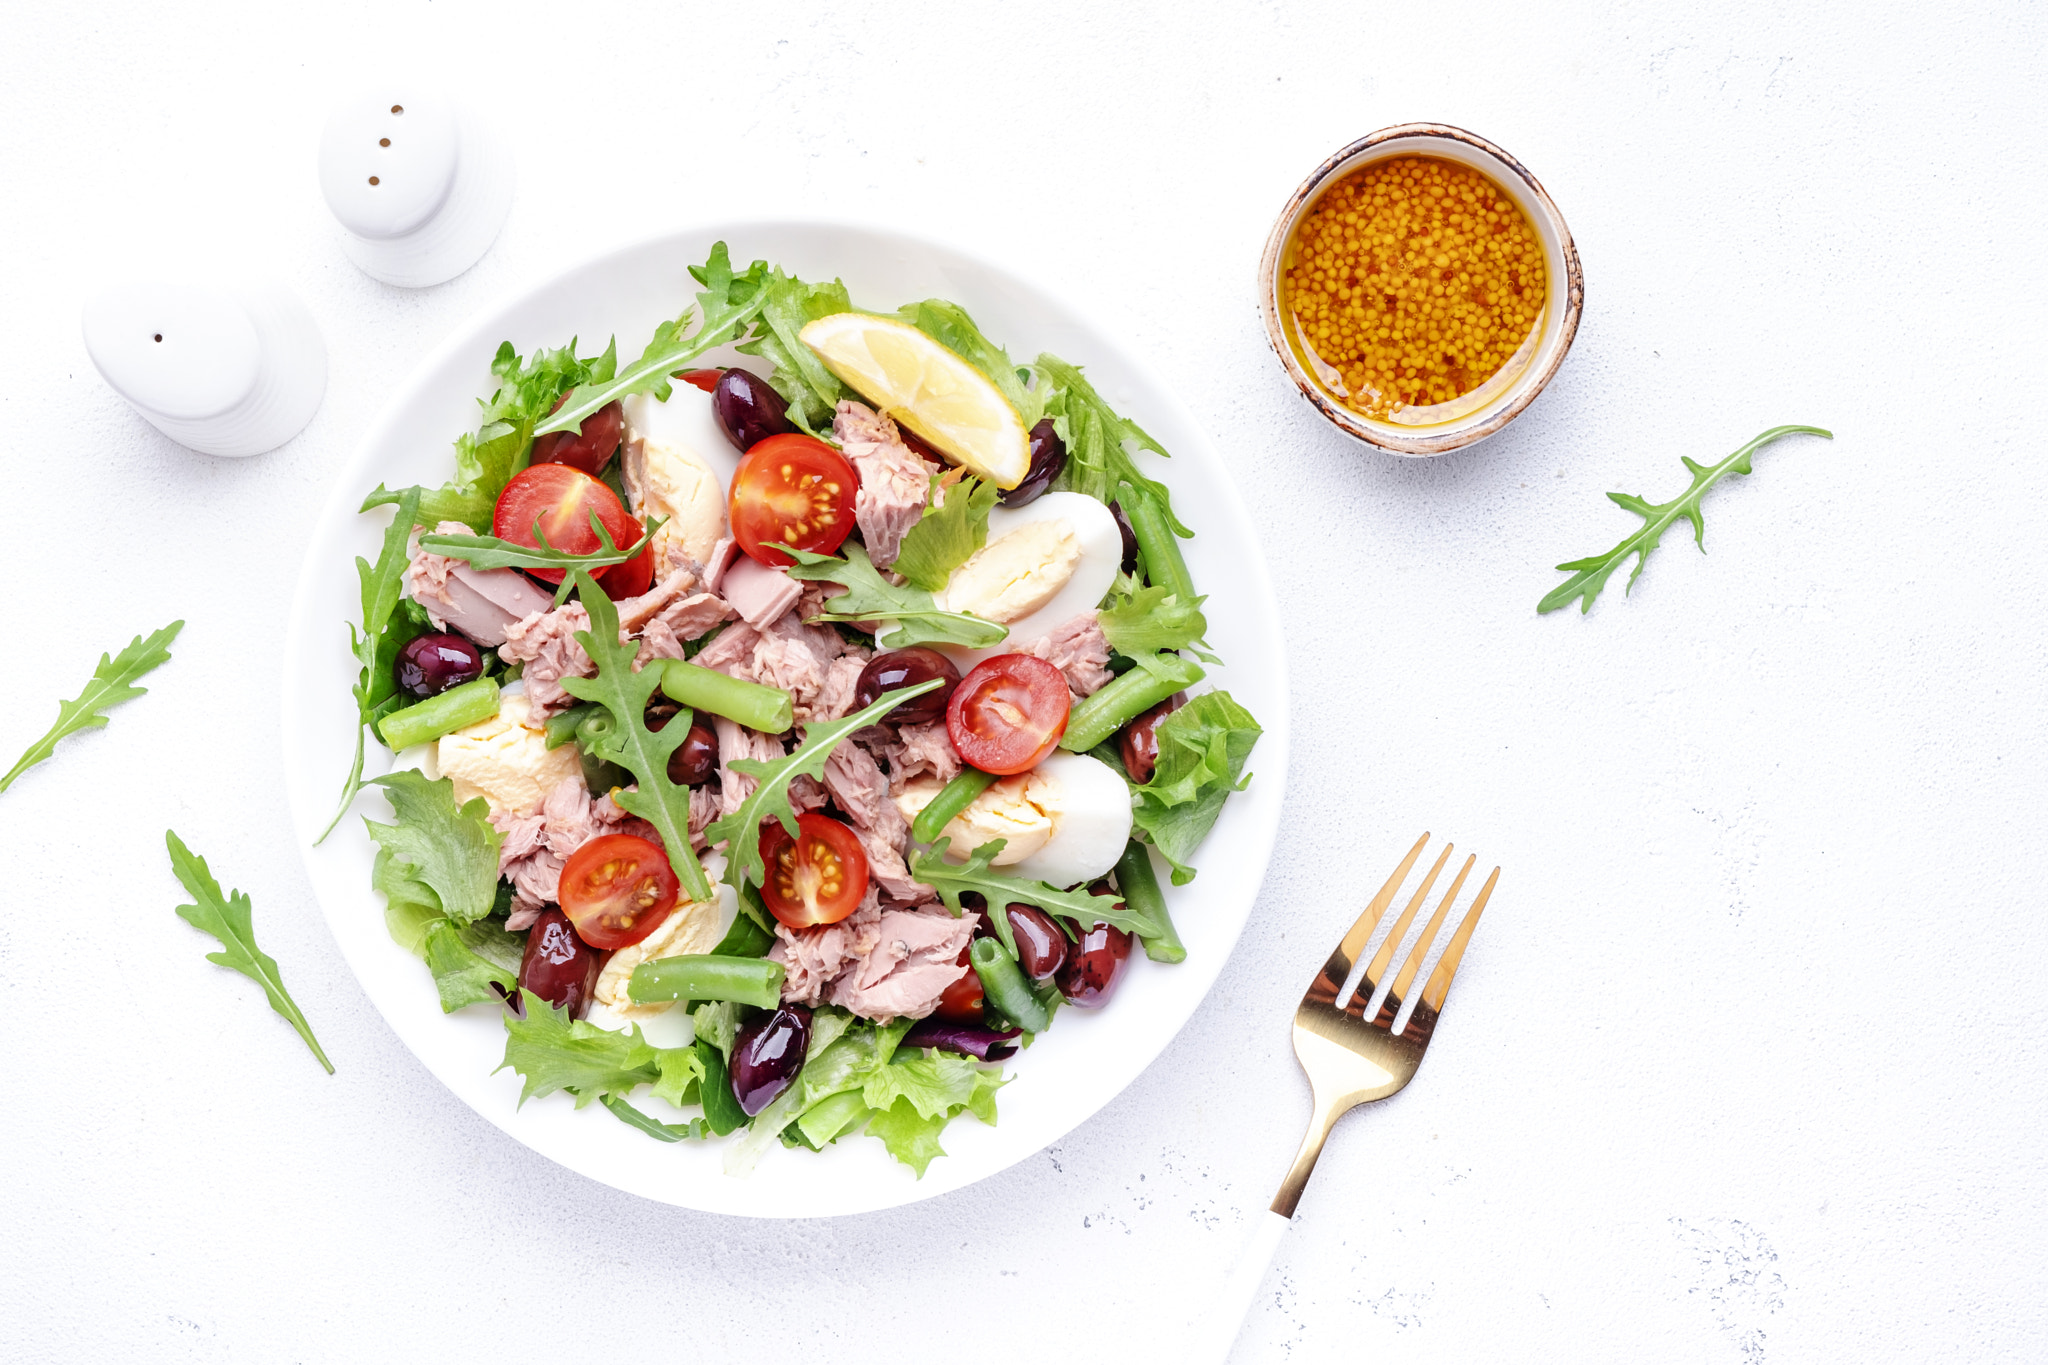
[1191,1210,1292,1363]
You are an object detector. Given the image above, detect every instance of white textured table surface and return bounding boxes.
[3,2,2043,1360]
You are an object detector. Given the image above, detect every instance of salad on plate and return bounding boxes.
[328,243,1264,1176]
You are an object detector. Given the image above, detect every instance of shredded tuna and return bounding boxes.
[713,716,786,817]
[1019,609,1116,697]
[789,774,829,814]
[499,603,594,718]
[874,719,962,791]
[771,887,883,1004]
[688,785,720,844]
[824,740,929,902]
[833,401,934,569]
[492,776,654,924]
[694,611,847,716]
[825,908,977,1021]
[811,652,869,723]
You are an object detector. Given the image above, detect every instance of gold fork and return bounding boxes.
[1197,833,1499,1360]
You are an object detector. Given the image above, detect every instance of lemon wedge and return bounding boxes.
[798,312,1031,489]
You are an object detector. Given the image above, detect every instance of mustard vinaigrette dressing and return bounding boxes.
[1280,156,1547,424]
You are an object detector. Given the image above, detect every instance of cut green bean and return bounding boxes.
[545,702,602,750]
[574,708,620,751]
[627,954,786,1009]
[1060,654,1205,753]
[971,937,1051,1033]
[712,906,777,958]
[1120,484,1196,603]
[910,767,998,844]
[1114,839,1184,964]
[661,660,794,733]
[376,678,500,751]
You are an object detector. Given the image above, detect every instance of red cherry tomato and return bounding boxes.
[530,396,623,475]
[946,655,1071,775]
[675,368,724,393]
[558,833,680,950]
[933,946,985,1023]
[758,813,869,928]
[728,433,859,567]
[594,539,654,599]
[493,463,640,586]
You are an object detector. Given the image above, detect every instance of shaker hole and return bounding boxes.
[379,137,391,147]
[153,334,163,343]
[391,104,404,115]
[368,176,380,186]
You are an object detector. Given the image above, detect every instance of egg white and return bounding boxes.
[622,387,741,491]
[925,490,1123,664]
[1003,750,1134,888]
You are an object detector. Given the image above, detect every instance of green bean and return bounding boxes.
[712,905,777,958]
[1114,839,1185,964]
[1120,484,1196,603]
[544,702,602,750]
[376,678,500,751]
[574,708,619,751]
[796,1089,872,1148]
[971,937,1051,1033]
[627,954,786,1009]
[660,660,794,733]
[1060,654,1205,753]
[910,767,998,844]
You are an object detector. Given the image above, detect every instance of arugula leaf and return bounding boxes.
[418,512,665,573]
[421,918,516,1012]
[780,542,1008,649]
[1097,584,1214,659]
[558,570,714,904]
[701,678,943,893]
[320,486,421,842]
[897,299,1041,425]
[1035,353,1188,536]
[1129,691,1262,885]
[1539,425,1833,615]
[166,831,334,1074]
[600,1093,711,1142]
[2,620,181,796]
[362,770,503,924]
[535,243,772,437]
[910,839,1132,955]
[891,471,996,592]
[497,991,699,1108]
[736,269,855,431]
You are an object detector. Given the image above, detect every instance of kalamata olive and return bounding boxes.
[1007,905,1069,983]
[517,909,604,1019]
[1056,915,1133,1009]
[1118,691,1187,785]
[713,367,797,453]
[1000,418,1067,507]
[530,395,623,475]
[853,647,961,725]
[667,723,717,786]
[1109,500,1140,574]
[730,1005,813,1116]
[395,632,485,700]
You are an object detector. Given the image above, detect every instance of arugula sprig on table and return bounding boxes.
[320,486,423,842]
[779,542,1007,648]
[2,620,182,796]
[418,512,665,573]
[166,831,334,1074]
[1539,425,1833,615]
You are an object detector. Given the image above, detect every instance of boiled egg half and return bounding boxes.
[897,750,1133,888]
[915,490,1123,661]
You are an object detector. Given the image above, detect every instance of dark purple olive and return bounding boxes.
[1056,908,1133,1009]
[530,396,624,475]
[395,632,485,700]
[731,1005,813,1116]
[712,367,797,453]
[901,1017,1021,1061]
[1109,500,1139,574]
[666,723,718,786]
[853,647,960,725]
[1007,906,1069,983]
[1000,418,1067,507]
[1118,691,1187,785]
[517,909,603,1019]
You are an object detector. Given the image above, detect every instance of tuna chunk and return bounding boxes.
[811,653,870,723]
[825,908,977,1021]
[824,739,928,902]
[721,555,802,629]
[405,522,554,647]
[713,716,787,817]
[498,603,594,718]
[1018,610,1116,697]
[492,776,655,925]
[694,611,847,717]
[772,887,883,1005]
[833,401,934,569]
[874,720,962,791]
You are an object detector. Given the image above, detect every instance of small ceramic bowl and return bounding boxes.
[1259,123,1584,456]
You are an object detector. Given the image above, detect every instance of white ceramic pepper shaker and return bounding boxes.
[319,89,514,287]
[81,277,327,457]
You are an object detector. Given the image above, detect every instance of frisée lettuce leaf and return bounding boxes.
[1036,354,1188,536]
[497,991,703,1108]
[362,770,503,924]
[890,470,996,592]
[1128,690,1263,884]
[737,269,855,432]
[780,542,1008,648]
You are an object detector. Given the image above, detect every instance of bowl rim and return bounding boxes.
[1257,122,1585,456]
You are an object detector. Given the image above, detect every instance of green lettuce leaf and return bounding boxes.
[909,838,1132,956]
[736,269,855,432]
[362,770,502,924]
[891,472,996,592]
[1129,691,1263,884]
[781,542,1007,649]
[1036,354,1188,536]
[1097,583,1213,659]
[861,1048,980,1120]
[497,992,696,1108]
[794,1089,873,1147]
[898,299,1041,425]
[863,1066,1005,1177]
[421,918,515,1012]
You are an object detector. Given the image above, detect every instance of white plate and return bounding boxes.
[281,221,1289,1216]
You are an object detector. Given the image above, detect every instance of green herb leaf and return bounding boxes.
[558,569,714,904]
[1097,583,1214,659]
[891,472,997,592]
[1538,425,1833,616]
[780,542,1008,648]
[418,512,665,573]
[362,770,504,924]
[535,243,772,437]
[2,620,182,796]
[736,269,856,431]
[165,831,334,1074]
[1128,691,1263,885]
[320,486,422,842]
[909,838,1132,956]
[861,1048,980,1120]
[421,918,516,1012]
[1035,354,1188,536]
[862,1065,1005,1177]
[599,1093,711,1142]
[897,299,1042,425]
[701,677,944,894]
[497,991,696,1107]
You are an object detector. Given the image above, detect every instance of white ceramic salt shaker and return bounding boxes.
[319,89,514,287]
[81,278,327,457]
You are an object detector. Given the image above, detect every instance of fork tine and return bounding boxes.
[1306,833,1429,1008]
[1358,842,1454,1001]
[1419,865,1500,1013]
[1387,853,1474,1006]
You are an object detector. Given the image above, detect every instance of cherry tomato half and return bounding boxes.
[933,946,985,1023]
[595,539,655,599]
[675,368,724,393]
[530,396,623,476]
[729,433,859,567]
[558,833,680,950]
[946,654,1071,775]
[493,463,641,587]
[758,813,869,928]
